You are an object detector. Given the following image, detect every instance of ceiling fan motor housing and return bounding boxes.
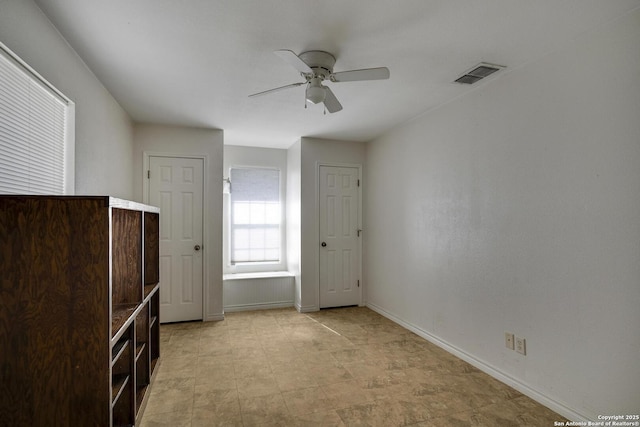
[298,51,336,79]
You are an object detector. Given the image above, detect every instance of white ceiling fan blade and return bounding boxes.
[274,49,313,74]
[330,67,390,82]
[323,87,343,113]
[248,82,305,98]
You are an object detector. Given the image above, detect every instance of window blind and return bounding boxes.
[0,44,71,195]
[229,168,281,264]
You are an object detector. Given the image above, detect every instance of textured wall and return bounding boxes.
[0,0,134,198]
[364,9,640,420]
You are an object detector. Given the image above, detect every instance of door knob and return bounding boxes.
[194,244,201,251]
[321,242,327,247]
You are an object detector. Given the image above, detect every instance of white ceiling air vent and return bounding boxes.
[454,62,505,84]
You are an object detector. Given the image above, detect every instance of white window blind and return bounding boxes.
[0,43,74,195]
[230,168,281,264]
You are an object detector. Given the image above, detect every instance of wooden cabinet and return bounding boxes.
[0,196,160,427]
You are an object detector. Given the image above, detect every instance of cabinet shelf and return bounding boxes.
[112,304,138,338]
[144,283,159,299]
[112,339,130,366]
[135,343,146,362]
[112,374,130,406]
[136,385,149,413]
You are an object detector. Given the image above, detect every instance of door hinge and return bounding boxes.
[147,170,150,179]
[357,280,360,288]
[357,179,360,187]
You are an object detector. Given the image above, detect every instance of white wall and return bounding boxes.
[299,137,366,311]
[287,140,302,308]
[364,10,640,421]
[223,145,288,273]
[133,123,224,321]
[0,0,134,198]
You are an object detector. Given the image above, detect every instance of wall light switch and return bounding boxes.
[515,337,526,355]
[505,333,515,350]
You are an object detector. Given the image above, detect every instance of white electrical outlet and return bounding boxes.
[515,337,526,355]
[505,333,515,350]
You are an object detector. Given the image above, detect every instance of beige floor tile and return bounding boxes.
[239,393,295,427]
[331,348,371,363]
[191,406,244,427]
[322,379,376,410]
[197,357,235,373]
[193,386,239,409]
[294,410,346,426]
[153,356,197,381]
[261,340,297,354]
[199,351,236,366]
[357,370,411,400]
[307,363,354,385]
[196,378,237,393]
[139,410,192,427]
[268,355,307,373]
[198,339,234,356]
[397,389,474,420]
[232,346,268,361]
[282,386,332,415]
[236,374,281,398]
[228,334,261,349]
[297,349,339,366]
[336,399,427,427]
[233,359,273,378]
[144,377,195,415]
[423,411,488,427]
[162,334,199,354]
[343,359,389,379]
[163,322,203,336]
[141,307,567,426]
[274,367,319,392]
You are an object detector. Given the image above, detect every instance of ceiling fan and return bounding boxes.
[249,50,390,113]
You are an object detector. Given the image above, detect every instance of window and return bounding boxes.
[0,42,74,195]
[229,167,281,265]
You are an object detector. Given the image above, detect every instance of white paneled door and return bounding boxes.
[319,165,361,308]
[149,156,204,322]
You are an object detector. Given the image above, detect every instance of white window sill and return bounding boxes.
[223,271,294,281]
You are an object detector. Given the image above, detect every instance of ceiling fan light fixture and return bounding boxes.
[305,79,326,104]
[249,49,389,113]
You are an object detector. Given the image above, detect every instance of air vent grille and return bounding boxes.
[454,62,505,84]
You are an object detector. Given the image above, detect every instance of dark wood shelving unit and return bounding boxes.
[111,375,130,406]
[149,290,160,373]
[136,343,147,361]
[113,304,141,338]
[112,339,131,365]
[0,196,161,427]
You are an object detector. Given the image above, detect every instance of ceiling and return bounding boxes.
[35,0,640,149]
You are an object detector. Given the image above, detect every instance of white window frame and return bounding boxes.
[224,166,287,274]
[0,42,75,195]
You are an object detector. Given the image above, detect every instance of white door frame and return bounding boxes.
[143,151,208,321]
[316,161,363,308]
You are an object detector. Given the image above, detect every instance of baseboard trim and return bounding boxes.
[204,313,224,322]
[224,301,294,312]
[295,302,319,313]
[366,302,587,422]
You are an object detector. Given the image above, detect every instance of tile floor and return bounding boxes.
[140,307,566,426]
